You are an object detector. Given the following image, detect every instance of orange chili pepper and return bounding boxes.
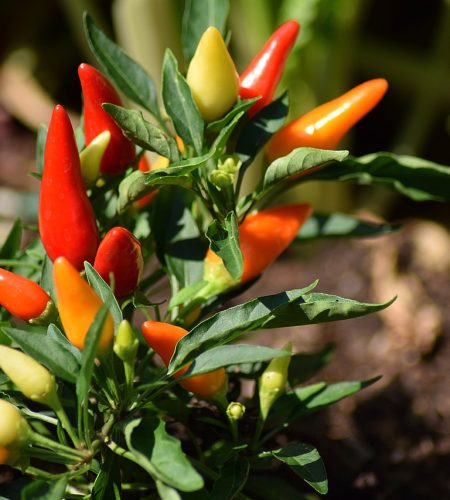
[141,321,227,398]
[204,204,312,286]
[0,446,10,465]
[266,78,388,161]
[53,257,114,351]
[0,268,50,322]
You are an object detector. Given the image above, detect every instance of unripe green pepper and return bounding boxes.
[114,320,139,363]
[0,346,59,408]
[79,130,111,186]
[186,27,239,121]
[259,343,292,420]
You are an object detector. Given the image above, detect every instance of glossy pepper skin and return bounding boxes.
[53,257,114,351]
[204,204,312,287]
[0,400,30,448]
[0,268,50,321]
[0,446,9,465]
[93,227,143,297]
[79,63,135,175]
[240,20,300,117]
[187,27,239,121]
[266,78,388,161]
[39,105,99,270]
[141,321,227,398]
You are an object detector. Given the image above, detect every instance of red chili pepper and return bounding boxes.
[133,155,157,208]
[38,105,99,271]
[239,20,300,117]
[141,321,227,398]
[78,63,135,175]
[93,227,143,297]
[266,78,388,161]
[0,268,50,321]
[204,204,312,287]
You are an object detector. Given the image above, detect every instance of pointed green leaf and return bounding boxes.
[103,104,180,160]
[297,212,400,241]
[272,442,328,494]
[169,282,319,372]
[1,326,80,383]
[124,416,204,492]
[162,50,204,154]
[263,147,349,191]
[19,476,67,500]
[84,262,122,329]
[181,0,230,62]
[83,13,160,117]
[206,212,242,280]
[184,345,292,377]
[117,170,156,213]
[263,293,395,329]
[208,97,259,132]
[0,219,22,260]
[305,152,450,202]
[36,124,48,174]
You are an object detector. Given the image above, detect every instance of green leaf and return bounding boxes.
[272,442,328,494]
[2,326,80,383]
[181,0,230,62]
[156,481,181,500]
[124,416,204,492]
[263,147,349,191]
[92,452,122,500]
[211,459,249,500]
[290,377,381,417]
[0,219,22,260]
[103,104,180,160]
[297,212,400,241]
[304,152,450,202]
[211,111,246,154]
[83,13,160,117]
[84,262,122,329]
[162,49,204,154]
[288,344,334,386]
[76,303,111,405]
[263,293,395,329]
[36,124,47,175]
[207,97,259,132]
[235,92,289,181]
[117,170,156,213]
[39,256,55,303]
[184,345,292,377]
[206,212,242,280]
[169,282,319,372]
[20,476,67,500]
[169,281,208,309]
[47,324,82,364]
[151,188,206,288]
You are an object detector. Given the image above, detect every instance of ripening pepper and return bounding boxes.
[93,227,143,298]
[0,346,58,408]
[141,320,227,398]
[79,63,135,175]
[240,20,300,117]
[187,27,239,121]
[0,400,30,449]
[0,446,10,465]
[204,204,312,289]
[39,105,99,271]
[114,319,139,363]
[0,268,51,322]
[79,130,111,186]
[266,78,389,161]
[53,257,114,351]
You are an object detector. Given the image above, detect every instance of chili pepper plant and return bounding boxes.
[1,5,450,499]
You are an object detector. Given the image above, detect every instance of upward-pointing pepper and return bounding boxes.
[79,63,136,175]
[240,20,300,117]
[187,27,239,122]
[38,105,99,271]
[266,78,388,161]
[204,204,312,291]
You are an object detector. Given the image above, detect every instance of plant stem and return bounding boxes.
[250,415,265,451]
[28,431,86,462]
[51,398,82,448]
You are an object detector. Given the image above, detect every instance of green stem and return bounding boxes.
[250,415,265,451]
[0,260,41,270]
[51,398,82,448]
[28,430,85,458]
[21,408,58,426]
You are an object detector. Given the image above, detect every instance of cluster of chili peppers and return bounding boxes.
[0,18,389,407]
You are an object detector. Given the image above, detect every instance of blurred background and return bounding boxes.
[0,0,449,497]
